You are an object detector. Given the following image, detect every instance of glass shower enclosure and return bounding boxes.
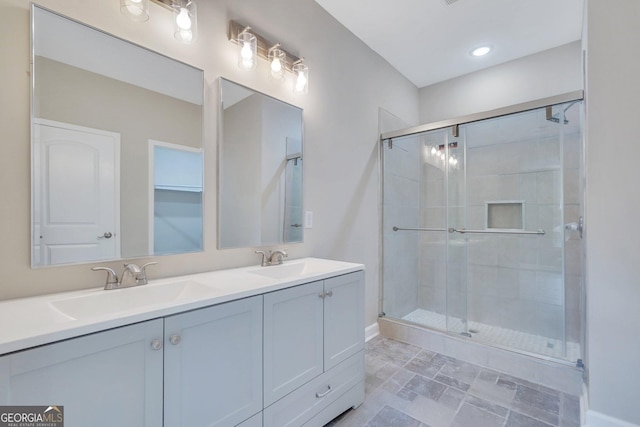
[381,94,584,362]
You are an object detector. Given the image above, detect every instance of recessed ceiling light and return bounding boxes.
[471,46,492,57]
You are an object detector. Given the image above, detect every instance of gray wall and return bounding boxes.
[0,0,419,336]
[585,0,640,424]
[418,41,583,123]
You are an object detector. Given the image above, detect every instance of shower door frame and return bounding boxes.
[378,90,585,364]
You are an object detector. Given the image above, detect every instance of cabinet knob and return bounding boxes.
[318,292,325,299]
[169,334,182,345]
[325,290,333,298]
[151,339,163,351]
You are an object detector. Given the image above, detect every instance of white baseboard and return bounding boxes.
[585,410,640,427]
[365,322,379,342]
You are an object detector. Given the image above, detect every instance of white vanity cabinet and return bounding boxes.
[0,296,263,427]
[163,295,263,427]
[0,259,365,427]
[0,319,164,427]
[263,271,365,427]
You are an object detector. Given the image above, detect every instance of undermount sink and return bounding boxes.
[248,259,330,279]
[49,281,215,321]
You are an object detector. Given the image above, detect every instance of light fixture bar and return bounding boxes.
[228,20,301,72]
[150,0,172,9]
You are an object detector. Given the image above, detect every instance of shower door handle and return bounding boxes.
[448,228,545,235]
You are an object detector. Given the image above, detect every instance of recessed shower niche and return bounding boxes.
[486,201,524,230]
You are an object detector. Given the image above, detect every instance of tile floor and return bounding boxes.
[326,336,580,427]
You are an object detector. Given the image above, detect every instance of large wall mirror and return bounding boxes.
[31,6,205,267]
[218,79,303,249]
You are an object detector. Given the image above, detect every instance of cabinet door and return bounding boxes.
[0,319,163,427]
[164,295,263,427]
[324,271,365,370]
[263,281,324,406]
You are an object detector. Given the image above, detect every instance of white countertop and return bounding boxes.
[0,258,364,355]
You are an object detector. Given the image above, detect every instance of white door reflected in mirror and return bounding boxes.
[33,120,120,266]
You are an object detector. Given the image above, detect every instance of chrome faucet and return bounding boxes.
[269,250,288,265]
[92,262,157,290]
[255,249,288,267]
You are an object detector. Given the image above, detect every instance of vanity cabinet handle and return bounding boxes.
[318,290,333,299]
[169,334,182,345]
[97,232,113,239]
[151,339,163,351]
[316,385,332,398]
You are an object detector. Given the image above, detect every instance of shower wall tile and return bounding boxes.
[563,134,581,170]
[468,238,499,266]
[422,207,445,229]
[418,285,446,314]
[467,294,503,327]
[385,174,421,209]
[564,240,582,277]
[519,173,538,203]
[496,174,520,200]
[424,180,445,209]
[424,162,446,182]
[565,274,582,343]
[495,268,520,299]
[563,169,580,204]
[536,171,561,205]
[537,247,563,272]
[536,137,561,170]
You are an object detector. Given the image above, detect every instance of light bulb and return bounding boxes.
[126,4,143,15]
[179,29,193,42]
[271,57,282,73]
[241,42,253,60]
[176,7,191,30]
[296,71,307,91]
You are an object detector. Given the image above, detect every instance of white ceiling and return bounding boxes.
[315,0,584,88]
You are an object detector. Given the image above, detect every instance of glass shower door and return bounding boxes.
[445,133,469,336]
[450,106,570,358]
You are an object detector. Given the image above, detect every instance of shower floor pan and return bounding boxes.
[403,308,581,362]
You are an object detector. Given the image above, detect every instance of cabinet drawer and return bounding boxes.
[263,351,363,427]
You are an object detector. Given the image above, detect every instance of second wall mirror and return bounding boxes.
[218,78,303,249]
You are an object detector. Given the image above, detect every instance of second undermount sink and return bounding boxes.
[49,280,215,321]
[248,258,331,280]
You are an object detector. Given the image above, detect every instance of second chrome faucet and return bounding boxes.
[92,262,157,290]
[255,249,288,267]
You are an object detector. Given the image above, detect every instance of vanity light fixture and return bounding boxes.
[172,0,197,44]
[237,27,258,70]
[120,0,198,44]
[268,44,286,82]
[228,20,309,94]
[292,59,309,94]
[120,0,150,22]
